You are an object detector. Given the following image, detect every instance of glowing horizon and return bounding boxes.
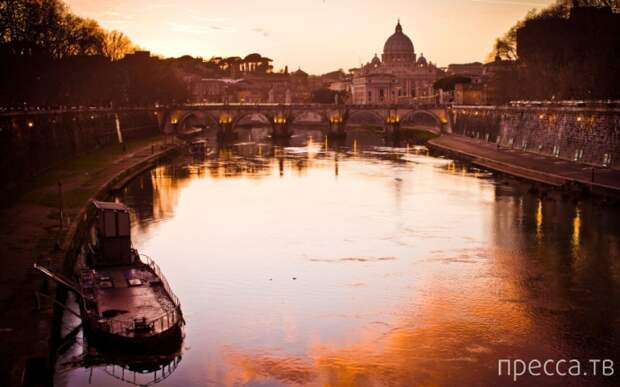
[65,0,555,74]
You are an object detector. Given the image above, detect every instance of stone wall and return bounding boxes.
[450,105,620,169]
[0,109,159,190]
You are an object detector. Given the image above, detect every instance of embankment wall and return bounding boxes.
[450,105,620,168]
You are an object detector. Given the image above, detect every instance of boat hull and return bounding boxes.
[83,319,184,354]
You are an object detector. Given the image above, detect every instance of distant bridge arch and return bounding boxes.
[291,111,328,125]
[346,110,385,127]
[400,110,442,133]
[175,111,219,133]
[233,112,271,129]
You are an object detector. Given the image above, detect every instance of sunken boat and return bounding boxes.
[77,200,184,350]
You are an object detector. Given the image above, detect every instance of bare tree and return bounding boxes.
[102,30,133,61]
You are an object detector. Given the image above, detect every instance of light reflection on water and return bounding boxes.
[58,130,620,386]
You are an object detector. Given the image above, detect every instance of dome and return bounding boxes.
[370,53,381,66]
[383,21,414,55]
[382,20,416,64]
[417,54,427,66]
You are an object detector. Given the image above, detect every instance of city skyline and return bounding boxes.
[65,0,555,73]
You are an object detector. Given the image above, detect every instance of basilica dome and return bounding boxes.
[382,21,416,65]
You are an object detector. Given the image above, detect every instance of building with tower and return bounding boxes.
[351,20,443,104]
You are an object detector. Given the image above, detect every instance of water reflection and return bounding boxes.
[58,129,620,386]
[101,355,182,387]
[572,207,581,260]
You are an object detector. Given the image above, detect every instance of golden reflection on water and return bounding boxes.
[571,206,582,261]
[65,135,620,387]
[219,248,540,386]
[536,198,544,242]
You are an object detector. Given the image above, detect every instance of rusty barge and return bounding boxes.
[78,200,184,349]
[36,200,184,352]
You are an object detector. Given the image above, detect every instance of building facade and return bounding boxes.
[351,21,443,105]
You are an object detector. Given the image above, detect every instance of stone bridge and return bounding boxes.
[158,104,451,140]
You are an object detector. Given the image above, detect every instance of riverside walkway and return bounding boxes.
[429,135,620,194]
[0,135,177,387]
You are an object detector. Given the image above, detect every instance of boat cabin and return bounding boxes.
[90,201,134,267]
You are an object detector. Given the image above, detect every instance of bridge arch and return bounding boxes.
[232,112,271,129]
[292,111,328,125]
[346,110,385,127]
[400,110,442,133]
[176,112,220,134]
[290,111,330,130]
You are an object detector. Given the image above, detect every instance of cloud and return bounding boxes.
[101,11,132,19]
[165,21,235,35]
[191,15,232,23]
[100,20,132,29]
[148,3,176,9]
[166,22,211,35]
[252,27,270,37]
[99,10,134,26]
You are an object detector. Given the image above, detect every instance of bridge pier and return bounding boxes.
[327,119,346,139]
[217,114,237,142]
[384,113,401,138]
[271,113,292,140]
[326,111,347,139]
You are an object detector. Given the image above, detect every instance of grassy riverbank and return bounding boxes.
[0,133,174,387]
[6,135,168,208]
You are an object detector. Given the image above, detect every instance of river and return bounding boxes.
[55,129,620,386]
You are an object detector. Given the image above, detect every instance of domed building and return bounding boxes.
[382,21,416,64]
[351,20,443,104]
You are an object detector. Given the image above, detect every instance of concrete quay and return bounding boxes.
[429,134,620,197]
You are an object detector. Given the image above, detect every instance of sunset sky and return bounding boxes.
[65,0,555,74]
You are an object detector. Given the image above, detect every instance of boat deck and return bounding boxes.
[83,265,177,336]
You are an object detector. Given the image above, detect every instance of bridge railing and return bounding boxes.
[0,102,448,116]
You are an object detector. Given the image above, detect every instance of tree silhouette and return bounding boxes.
[102,30,134,61]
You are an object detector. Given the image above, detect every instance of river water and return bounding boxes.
[56,129,620,386]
